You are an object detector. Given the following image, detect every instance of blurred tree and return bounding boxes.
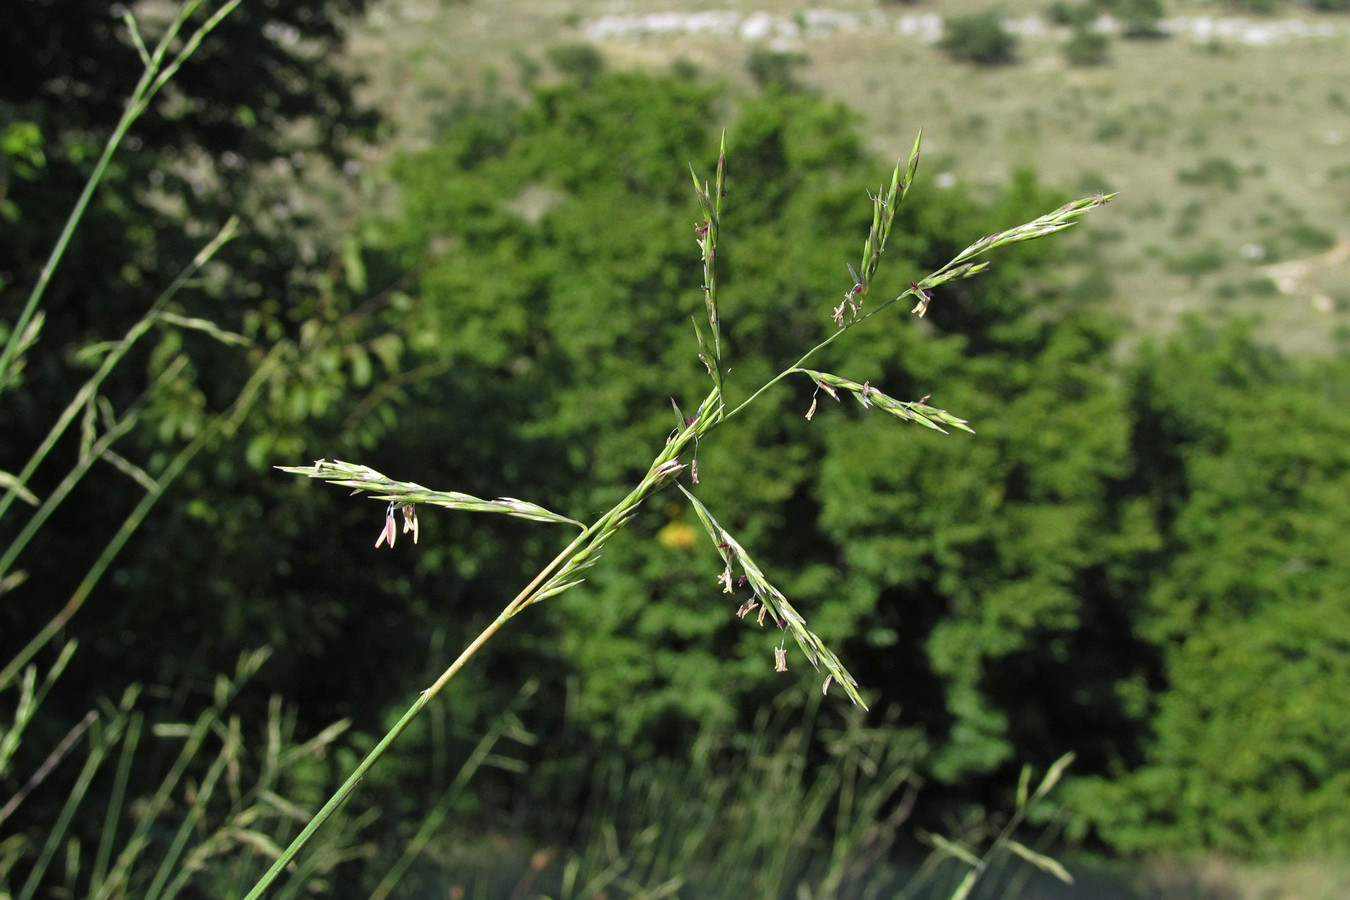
[746,48,810,92]
[545,42,605,86]
[1103,0,1165,39]
[1072,321,1350,855]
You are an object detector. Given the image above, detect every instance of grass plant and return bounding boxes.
[0,0,241,391]
[432,692,927,899]
[904,755,1075,900]
[1,649,367,900]
[341,693,1079,900]
[0,2,260,675]
[271,134,1111,895]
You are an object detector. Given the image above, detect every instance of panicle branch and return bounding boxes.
[678,485,867,709]
[907,191,1117,316]
[834,131,922,327]
[689,131,728,405]
[276,459,583,529]
[796,369,974,434]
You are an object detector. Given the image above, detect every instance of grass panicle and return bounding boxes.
[260,136,1113,895]
[0,311,44,397]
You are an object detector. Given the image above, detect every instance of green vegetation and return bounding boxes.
[1048,1,1101,27]
[747,47,811,91]
[545,43,606,85]
[7,0,1350,896]
[1102,0,1166,39]
[939,12,1019,66]
[1177,156,1243,191]
[1063,27,1113,67]
[257,76,1112,888]
[1071,321,1350,856]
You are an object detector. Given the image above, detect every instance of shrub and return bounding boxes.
[1073,325,1350,854]
[938,12,1018,66]
[1063,27,1111,66]
[1282,221,1337,254]
[546,43,605,84]
[1243,276,1280,297]
[1047,0,1098,26]
[1164,246,1226,278]
[746,48,809,91]
[1108,0,1166,38]
[1177,156,1242,191]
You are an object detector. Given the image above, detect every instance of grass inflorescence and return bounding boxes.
[261,134,1112,896]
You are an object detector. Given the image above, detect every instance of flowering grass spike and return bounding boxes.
[255,134,1114,898]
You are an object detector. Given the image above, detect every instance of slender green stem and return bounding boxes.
[17,710,127,900]
[90,686,230,900]
[142,721,236,900]
[92,711,143,890]
[0,358,188,581]
[368,682,537,900]
[723,292,910,422]
[0,215,239,522]
[725,329,848,423]
[0,709,96,829]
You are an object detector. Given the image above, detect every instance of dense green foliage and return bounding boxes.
[7,5,1350,891]
[1100,0,1165,39]
[1071,322,1350,854]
